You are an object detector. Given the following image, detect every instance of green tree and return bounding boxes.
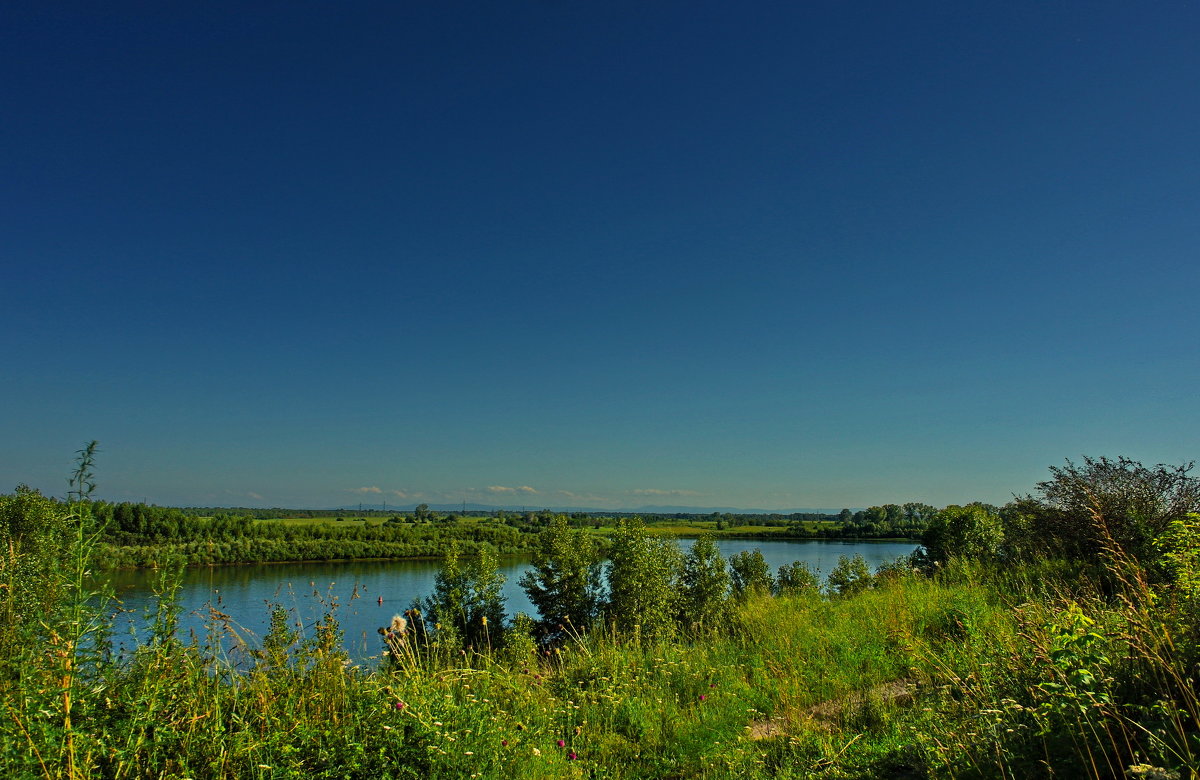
[418,541,506,649]
[916,503,1006,569]
[678,535,729,630]
[604,518,682,639]
[1023,457,1200,583]
[519,518,603,641]
[728,549,774,600]
[775,560,820,596]
[903,502,938,531]
[826,554,872,596]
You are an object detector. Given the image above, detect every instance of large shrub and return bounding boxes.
[0,486,75,655]
[417,541,507,650]
[604,518,682,639]
[519,517,603,641]
[678,535,730,629]
[1024,457,1200,584]
[728,549,774,600]
[915,502,1006,569]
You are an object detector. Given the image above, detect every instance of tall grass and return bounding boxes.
[1,551,1020,777]
[4,462,1199,778]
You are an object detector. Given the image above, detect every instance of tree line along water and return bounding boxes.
[105,537,917,664]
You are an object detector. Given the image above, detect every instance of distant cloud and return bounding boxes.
[557,490,608,503]
[348,486,383,495]
[488,485,538,495]
[389,490,408,499]
[631,488,702,498]
[247,491,264,501]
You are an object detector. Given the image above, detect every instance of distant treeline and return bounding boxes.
[178,506,399,519]
[69,499,932,568]
[178,505,931,538]
[87,502,540,569]
[602,505,934,540]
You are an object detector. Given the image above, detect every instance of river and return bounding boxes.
[103,538,917,664]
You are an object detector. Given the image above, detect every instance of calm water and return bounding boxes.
[104,539,916,664]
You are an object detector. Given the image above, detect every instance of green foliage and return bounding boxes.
[824,502,933,540]
[499,612,539,668]
[91,505,539,568]
[9,452,1200,779]
[417,541,506,651]
[518,517,603,641]
[604,518,682,639]
[1026,456,1200,582]
[775,559,820,595]
[916,502,1006,569]
[1156,512,1200,600]
[1034,602,1113,723]
[1,510,1197,780]
[728,549,774,600]
[678,535,730,630]
[257,602,300,671]
[88,500,930,570]
[826,553,873,596]
[0,486,74,647]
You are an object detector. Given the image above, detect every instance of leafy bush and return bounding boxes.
[518,517,603,641]
[679,535,730,630]
[775,559,820,595]
[915,502,1006,569]
[604,518,682,639]
[1023,457,1200,582]
[827,554,872,596]
[0,486,75,648]
[415,541,506,651]
[728,549,774,600]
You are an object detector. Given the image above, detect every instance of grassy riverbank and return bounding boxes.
[4,555,1197,779]
[4,451,1199,778]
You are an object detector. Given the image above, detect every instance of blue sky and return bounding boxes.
[3,2,1198,510]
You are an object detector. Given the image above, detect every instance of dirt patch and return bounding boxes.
[747,679,914,740]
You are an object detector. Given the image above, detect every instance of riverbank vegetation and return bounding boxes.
[78,501,925,570]
[3,447,1199,778]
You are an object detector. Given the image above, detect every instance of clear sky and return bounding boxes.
[3,2,1198,511]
